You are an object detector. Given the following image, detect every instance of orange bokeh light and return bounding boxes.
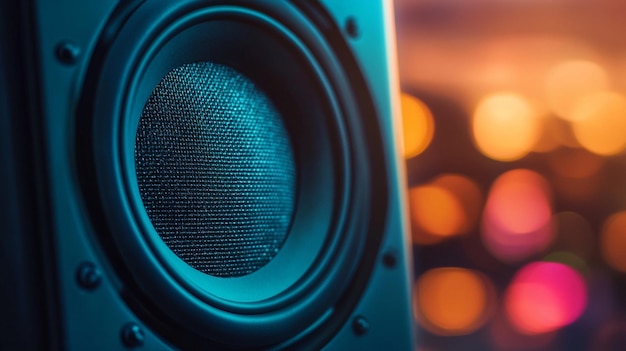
[409,174,483,244]
[571,91,626,156]
[472,93,540,161]
[409,185,465,237]
[600,211,626,273]
[431,174,484,233]
[547,147,605,179]
[532,116,565,153]
[544,60,610,122]
[415,268,494,336]
[400,93,435,158]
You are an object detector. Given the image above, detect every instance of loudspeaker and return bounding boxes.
[1,0,414,349]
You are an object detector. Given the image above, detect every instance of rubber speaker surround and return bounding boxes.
[79,0,387,349]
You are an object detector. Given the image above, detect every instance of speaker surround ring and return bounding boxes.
[81,0,385,349]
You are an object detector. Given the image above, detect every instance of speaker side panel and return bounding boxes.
[0,0,54,349]
[317,0,415,349]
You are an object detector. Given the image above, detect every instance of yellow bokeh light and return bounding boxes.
[601,211,626,273]
[415,268,493,335]
[571,91,626,156]
[544,60,609,122]
[409,185,466,237]
[400,93,435,159]
[472,93,539,161]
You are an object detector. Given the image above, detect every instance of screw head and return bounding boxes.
[345,17,359,39]
[55,41,81,65]
[382,250,398,268]
[352,316,370,336]
[75,262,102,290]
[121,323,145,348]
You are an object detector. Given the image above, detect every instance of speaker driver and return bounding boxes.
[3,0,415,348]
[81,1,383,348]
[135,61,296,278]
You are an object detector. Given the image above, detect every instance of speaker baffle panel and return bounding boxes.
[79,0,387,349]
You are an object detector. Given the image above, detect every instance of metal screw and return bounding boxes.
[345,17,359,39]
[55,41,81,65]
[75,262,102,290]
[352,316,370,336]
[382,250,398,268]
[121,323,145,348]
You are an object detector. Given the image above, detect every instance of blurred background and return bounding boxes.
[394,0,626,350]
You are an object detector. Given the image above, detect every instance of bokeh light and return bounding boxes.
[482,169,554,262]
[414,268,495,336]
[505,262,588,334]
[552,174,601,203]
[600,211,626,273]
[410,185,464,237]
[409,174,483,244]
[396,0,626,349]
[472,92,540,161]
[544,60,610,122]
[591,319,626,351]
[552,211,595,261]
[571,91,626,156]
[532,116,565,152]
[401,93,435,158]
[544,251,589,274]
[490,306,557,351]
[431,174,483,234]
[547,147,605,179]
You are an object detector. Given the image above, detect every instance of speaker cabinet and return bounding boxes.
[1,0,414,349]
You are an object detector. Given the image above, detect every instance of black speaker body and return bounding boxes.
[1,0,414,350]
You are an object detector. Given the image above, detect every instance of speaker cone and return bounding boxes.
[135,61,296,278]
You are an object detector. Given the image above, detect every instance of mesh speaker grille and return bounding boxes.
[135,62,296,278]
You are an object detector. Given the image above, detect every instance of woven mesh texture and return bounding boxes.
[135,62,296,278]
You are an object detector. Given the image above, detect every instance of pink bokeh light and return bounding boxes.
[482,169,554,262]
[505,262,588,334]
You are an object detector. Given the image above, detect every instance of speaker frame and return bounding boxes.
[79,1,382,347]
[4,0,415,349]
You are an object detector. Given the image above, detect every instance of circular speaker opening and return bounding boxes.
[82,1,386,348]
[135,62,296,278]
